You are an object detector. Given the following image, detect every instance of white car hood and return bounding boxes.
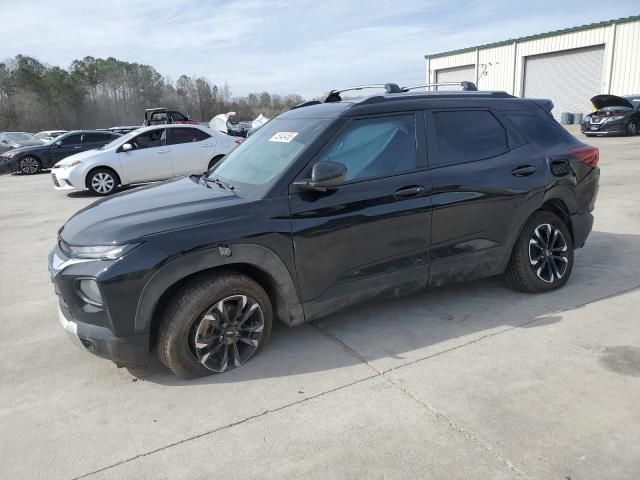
[54,148,104,167]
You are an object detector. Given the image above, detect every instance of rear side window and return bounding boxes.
[169,128,210,145]
[507,114,581,149]
[431,110,508,166]
[82,132,111,143]
[317,115,417,182]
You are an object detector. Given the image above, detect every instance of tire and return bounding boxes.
[18,156,41,175]
[505,211,574,293]
[626,121,638,136]
[208,155,224,171]
[87,168,119,196]
[158,272,273,379]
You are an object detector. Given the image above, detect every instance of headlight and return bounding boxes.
[63,160,81,168]
[2,151,17,158]
[68,243,138,260]
[606,115,625,122]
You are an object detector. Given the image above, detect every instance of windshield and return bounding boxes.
[98,130,136,150]
[625,96,640,109]
[209,117,329,196]
[6,132,35,142]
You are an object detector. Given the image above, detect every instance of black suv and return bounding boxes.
[0,130,120,175]
[49,82,600,378]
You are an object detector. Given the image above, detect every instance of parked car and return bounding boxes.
[0,130,120,175]
[108,126,140,135]
[49,82,600,378]
[51,124,240,195]
[34,130,68,142]
[581,94,640,136]
[0,132,43,154]
[143,108,199,126]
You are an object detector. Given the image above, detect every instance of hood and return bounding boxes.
[590,94,634,110]
[60,176,254,245]
[2,143,47,156]
[54,149,101,167]
[14,139,43,148]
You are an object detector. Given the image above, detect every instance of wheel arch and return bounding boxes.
[501,187,576,272]
[85,165,121,189]
[136,243,304,348]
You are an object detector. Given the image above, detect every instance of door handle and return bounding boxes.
[511,165,536,177]
[73,146,81,149]
[201,144,214,148]
[394,185,426,198]
[157,149,169,154]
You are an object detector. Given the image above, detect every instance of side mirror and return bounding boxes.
[1,139,8,144]
[294,161,347,192]
[121,143,133,152]
[54,140,63,147]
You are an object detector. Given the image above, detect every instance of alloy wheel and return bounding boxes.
[91,172,115,194]
[528,223,569,283]
[191,295,265,372]
[629,122,638,136]
[20,157,39,174]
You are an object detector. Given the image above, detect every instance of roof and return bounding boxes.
[425,15,640,59]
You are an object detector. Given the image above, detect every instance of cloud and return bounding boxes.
[1,0,638,98]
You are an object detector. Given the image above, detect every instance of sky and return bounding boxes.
[1,0,638,98]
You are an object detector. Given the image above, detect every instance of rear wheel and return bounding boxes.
[158,272,272,379]
[19,156,41,175]
[505,211,574,293]
[87,168,119,195]
[626,121,638,136]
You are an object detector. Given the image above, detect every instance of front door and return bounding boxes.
[50,133,84,163]
[117,128,173,183]
[289,113,431,320]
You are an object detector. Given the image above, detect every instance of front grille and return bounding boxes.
[590,117,605,125]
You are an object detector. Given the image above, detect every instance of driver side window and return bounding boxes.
[131,129,166,149]
[316,115,417,182]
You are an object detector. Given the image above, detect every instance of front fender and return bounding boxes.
[134,243,304,334]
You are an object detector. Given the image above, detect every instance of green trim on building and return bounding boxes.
[424,15,640,59]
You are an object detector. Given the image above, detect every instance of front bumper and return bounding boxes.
[581,121,625,136]
[0,157,18,175]
[48,243,167,367]
[51,167,82,191]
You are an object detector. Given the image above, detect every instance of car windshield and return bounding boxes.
[6,132,35,142]
[209,117,329,196]
[624,96,640,109]
[98,130,136,150]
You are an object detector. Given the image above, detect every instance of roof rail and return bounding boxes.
[290,100,322,110]
[401,81,478,92]
[325,83,402,103]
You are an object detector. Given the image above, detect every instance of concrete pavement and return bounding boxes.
[1,126,639,479]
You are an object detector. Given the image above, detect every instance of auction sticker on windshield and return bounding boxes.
[269,132,298,143]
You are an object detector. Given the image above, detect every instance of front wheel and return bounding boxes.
[158,272,273,379]
[626,121,638,136]
[87,168,119,195]
[505,211,574,293]
[19,156,41,175]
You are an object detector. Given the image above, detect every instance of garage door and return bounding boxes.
[435,65,475,90]
[524,45,604,119]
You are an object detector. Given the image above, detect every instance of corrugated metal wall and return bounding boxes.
[426,18,640,99]
[434,65,476,89]
[610,21,640,94]
[523,46,605,118]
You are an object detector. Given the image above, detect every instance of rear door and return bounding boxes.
[117,128,173,183]
[426,108,544,286]
[289,113,432,319]
[167,127,215,175]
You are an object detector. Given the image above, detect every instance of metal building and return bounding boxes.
[425,15,640,119]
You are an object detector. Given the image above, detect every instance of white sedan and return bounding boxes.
[51,124,240,195]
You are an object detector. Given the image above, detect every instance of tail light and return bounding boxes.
[570,145,599,167]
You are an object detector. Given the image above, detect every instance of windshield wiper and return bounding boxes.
[203,176,235,191]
